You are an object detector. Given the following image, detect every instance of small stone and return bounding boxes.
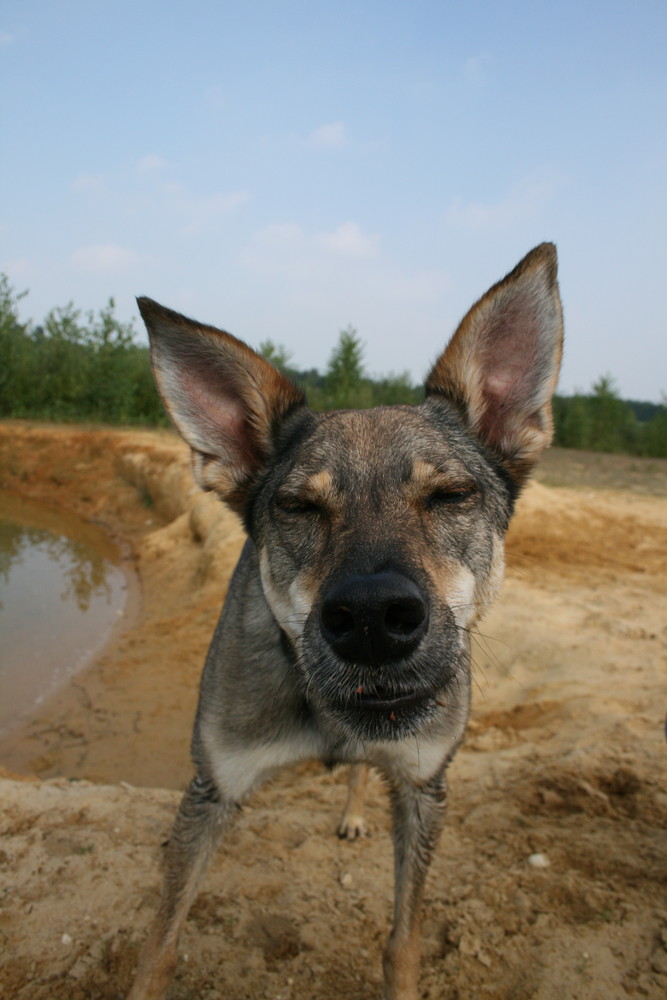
[61,933,73,947]
[528,853,550,868]
[340,871,353,888]
[459,933,481,956]
[69,957,91,980]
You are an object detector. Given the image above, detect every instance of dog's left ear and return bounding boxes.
[425,242,564,486]
[137,298,306,513]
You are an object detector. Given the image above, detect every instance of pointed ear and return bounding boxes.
[425,243,564,486]
[137,298,306,512]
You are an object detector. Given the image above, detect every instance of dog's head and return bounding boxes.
[138,243,563,743]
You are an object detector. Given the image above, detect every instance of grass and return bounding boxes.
[535,447,667,496]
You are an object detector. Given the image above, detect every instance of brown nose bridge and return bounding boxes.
[324,510,426,598]
[316,416,426,582]
[333,482,423,579]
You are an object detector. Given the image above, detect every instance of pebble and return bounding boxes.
[61,933,73,947]
[340,871,353,888]
[528,853,550,868]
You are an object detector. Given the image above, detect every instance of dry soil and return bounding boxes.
[0,423,665,1000]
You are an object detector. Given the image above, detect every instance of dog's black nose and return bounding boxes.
[319,571,428,664]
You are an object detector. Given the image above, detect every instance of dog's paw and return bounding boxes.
[337,813,368,840]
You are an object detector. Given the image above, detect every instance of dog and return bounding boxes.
[128,243,563,1000]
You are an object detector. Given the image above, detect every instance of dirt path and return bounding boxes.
[0,423,666,1000]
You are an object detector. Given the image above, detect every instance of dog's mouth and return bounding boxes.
[354,686,430,715]
[321,683,440,741]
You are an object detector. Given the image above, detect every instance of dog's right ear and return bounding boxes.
[425,243,564,487]
[137,298,306,513]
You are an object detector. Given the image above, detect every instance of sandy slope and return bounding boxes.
[0,423,666,1000]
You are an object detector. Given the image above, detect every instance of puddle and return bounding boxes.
[0,492,132,740]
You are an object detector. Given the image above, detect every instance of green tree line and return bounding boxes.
[1,275,665,456]
[552,376,667,456]
[259,324,422,411]
[0,275,165,424]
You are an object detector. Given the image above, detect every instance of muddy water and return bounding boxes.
[0,493,131,739]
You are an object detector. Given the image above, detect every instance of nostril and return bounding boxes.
[321,603,355,638]
[385,598,426,636]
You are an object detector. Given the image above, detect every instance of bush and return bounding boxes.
[552,375,666,457]
[0,277,166,425]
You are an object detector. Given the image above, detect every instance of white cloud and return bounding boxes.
[251,222,303,248]
[446,175,562,230]
[463,52,490,86]
[174,187,249,235]
[239,221,450,333]
[242,223,323,280]
[307,121,347,149]
[2,258,34,281]
[242,220,379,277]
[71,173,109,196]
[316,222,379,258]
[70,244,143,273]
[72,160,248,236]
[379,268,453,304]
[136,154,172,173]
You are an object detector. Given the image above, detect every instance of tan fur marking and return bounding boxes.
[405,460,477,514]
[419,557,479,627]
[306,469,334,496]
[410,459,438,485]
[421,543,504,631]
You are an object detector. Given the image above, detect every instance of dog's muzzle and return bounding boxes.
[301,569,458,741]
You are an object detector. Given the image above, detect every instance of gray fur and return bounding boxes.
[128,243,563,1000]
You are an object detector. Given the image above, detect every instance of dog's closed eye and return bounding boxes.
[425,484,479,509]
[275,493,323,516]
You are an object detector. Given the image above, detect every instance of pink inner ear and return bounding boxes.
[485,371,519,400]
[476,294,544,441]
[182,370,258,472]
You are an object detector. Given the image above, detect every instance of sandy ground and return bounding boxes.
[0,422,666,1000]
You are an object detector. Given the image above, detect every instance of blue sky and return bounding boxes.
[2,0,666,401]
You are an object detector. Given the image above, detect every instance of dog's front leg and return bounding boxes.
[382,769,447,1000]
[128,774,235,1000]
[338,762,370,839]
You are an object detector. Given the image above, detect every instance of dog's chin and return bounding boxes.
[298,634,462,743]
[323,691,439,743]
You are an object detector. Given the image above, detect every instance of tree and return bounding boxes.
[37,303,89,417]
[319,325,372,409]
[641,393,667,457]
[258,339,293,373]
[372,371,422,406]
[588,374,637,452]
[83,299,138,422]
[0,275,33,416]
[553,392,591,449]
